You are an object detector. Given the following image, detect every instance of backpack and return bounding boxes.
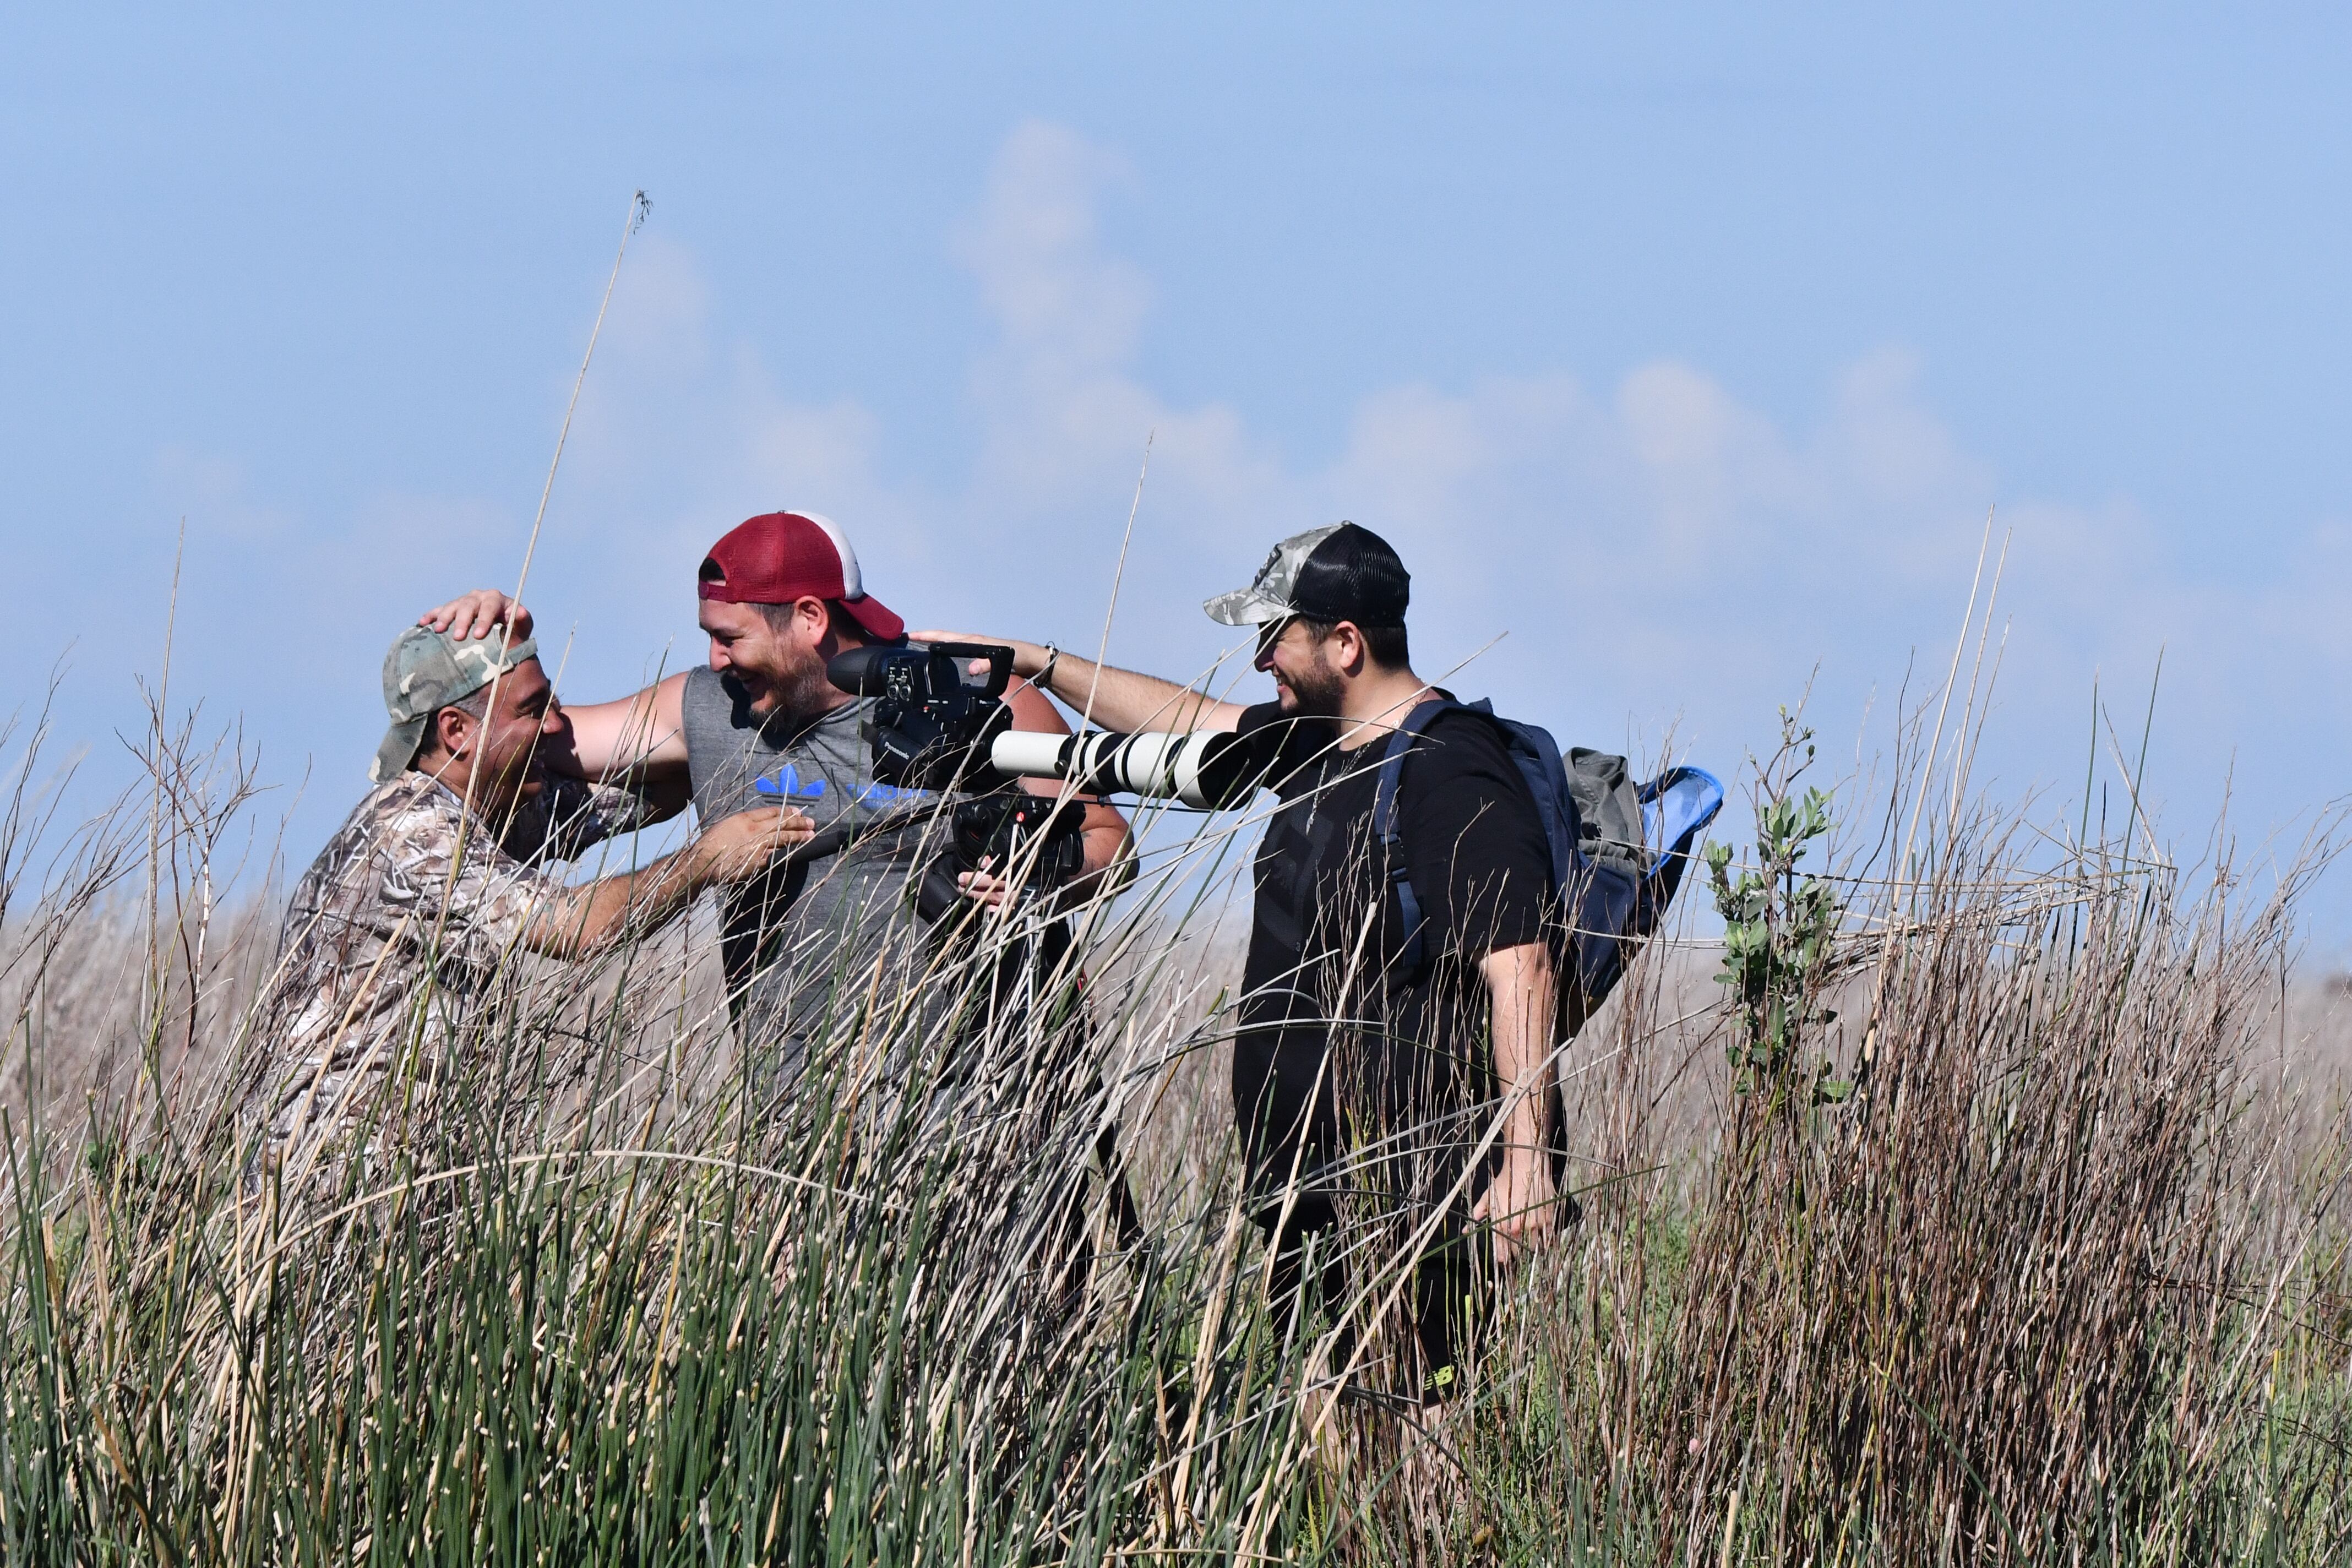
[1370,698,1724,1009]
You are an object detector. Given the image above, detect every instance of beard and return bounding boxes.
[727,647,838,727]
[1278,650,1346,718]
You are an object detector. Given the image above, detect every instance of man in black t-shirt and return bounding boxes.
[921,522,1562,1398]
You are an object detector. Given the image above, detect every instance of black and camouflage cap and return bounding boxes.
[1202,521,1411,629]
[369,625,541,784]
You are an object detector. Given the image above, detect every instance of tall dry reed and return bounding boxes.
[1,658,2348,1564]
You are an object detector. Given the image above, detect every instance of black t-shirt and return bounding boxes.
[1230,698,1554,1224]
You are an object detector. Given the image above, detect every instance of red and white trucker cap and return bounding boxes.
[696,510,906,641]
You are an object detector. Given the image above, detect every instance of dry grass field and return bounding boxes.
[4,678,2351,1564]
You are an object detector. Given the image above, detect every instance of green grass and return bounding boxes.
[4,693,2352,1563]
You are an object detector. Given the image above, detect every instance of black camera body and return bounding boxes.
[826,641,1088,921]
[827,641,1024,794]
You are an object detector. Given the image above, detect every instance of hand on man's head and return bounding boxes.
[422,589,532,645]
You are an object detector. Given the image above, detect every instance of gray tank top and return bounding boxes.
[680,666,943,1087]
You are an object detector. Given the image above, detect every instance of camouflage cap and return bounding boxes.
[369,625,541,784]
[1202,521,1411,628]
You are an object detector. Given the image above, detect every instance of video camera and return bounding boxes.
[826,640,1278,805]
[826,642,1025,794]
[823,640,1286,920]
[825,642,1087,918]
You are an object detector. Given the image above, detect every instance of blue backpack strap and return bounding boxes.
[1373,698,1466,977]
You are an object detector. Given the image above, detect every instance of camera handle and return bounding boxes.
[919,641,1017,700]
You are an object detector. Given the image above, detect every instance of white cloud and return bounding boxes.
[956,121,1151,380]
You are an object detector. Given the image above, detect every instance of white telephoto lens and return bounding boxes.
[994,727,1244,808]
[1101,732,1216,807]
[989,731,1074,778]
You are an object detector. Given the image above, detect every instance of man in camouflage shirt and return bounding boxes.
[250,623,812,1187]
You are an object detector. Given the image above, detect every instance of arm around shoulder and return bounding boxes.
[560,673,692,783]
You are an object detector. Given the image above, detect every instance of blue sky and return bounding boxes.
[5,7,2350,935]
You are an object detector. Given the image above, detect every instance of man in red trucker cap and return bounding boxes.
[420,510,1133,1090]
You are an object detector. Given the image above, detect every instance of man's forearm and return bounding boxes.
[1038,651,1238,734]
[1065,812,1137,905]
[1483,941,1558,1153]
[525,850,702,959]
[559,673,692,786]
[921,632,1244,735]
[1478,939,1562,1260]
